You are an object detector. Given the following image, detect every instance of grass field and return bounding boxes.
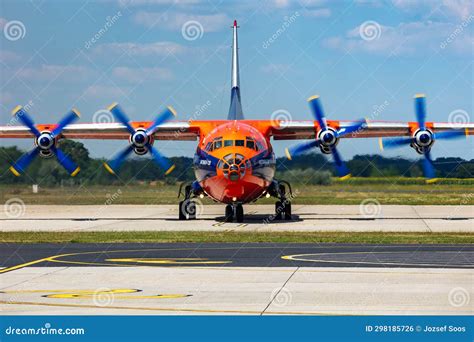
[2,177,473,205]
[1,231,472,244]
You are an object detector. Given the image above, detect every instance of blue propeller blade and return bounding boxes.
[51,109,81,137]
[104,145,134,175]
[308,96,327,130]
[10,147,40,176]
[148,144,175,175]
[422,150,436,181]
[12,106,41,137]
[108,103,136,135]
[380,137,413,149]
[414,95,426,129]
[51,146,80,176]
[285,140,319,160]
[330,147,351,179]
[336,119,367,138]
[433,129,467,140]
[146,106,176,136]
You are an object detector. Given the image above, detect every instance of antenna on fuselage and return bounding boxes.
[227,20,244,120]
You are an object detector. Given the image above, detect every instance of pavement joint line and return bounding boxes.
[260,266,300,315]
[0,267,69,291]
[411,206,433,233]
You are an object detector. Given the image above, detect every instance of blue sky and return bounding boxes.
[0,0,472,161]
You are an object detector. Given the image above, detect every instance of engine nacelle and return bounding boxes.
[34,131,56,158]
[128,128,153,155]
[411,129,434,154]
[317,127,339,154]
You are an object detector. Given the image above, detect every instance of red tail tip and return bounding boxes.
[234,20,237,27]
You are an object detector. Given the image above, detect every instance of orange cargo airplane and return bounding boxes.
[1,20,472,222]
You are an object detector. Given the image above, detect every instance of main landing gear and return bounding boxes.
[178,182,202,220]
[225,203,244,223]
[269,180,292,221]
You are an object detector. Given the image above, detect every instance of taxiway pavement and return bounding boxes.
[1,205,472,232]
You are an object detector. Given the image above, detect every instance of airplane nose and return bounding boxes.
[229,164,240,181]
[217,153,249,182]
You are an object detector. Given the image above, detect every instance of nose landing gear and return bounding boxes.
[225,203,244,223]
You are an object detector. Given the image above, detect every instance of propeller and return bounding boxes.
[9,106,81,177]
[380,94,468,183]
[284,95,367,179]
[103,103,176,175]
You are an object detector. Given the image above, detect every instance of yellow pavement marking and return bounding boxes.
[2,245,469,274]
[1,288,190,300]
[105,258,231,265]
[282,251,473,268]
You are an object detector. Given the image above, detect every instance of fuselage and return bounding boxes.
[193,121,275,204]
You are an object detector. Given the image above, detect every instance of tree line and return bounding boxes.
[0,141,472,186]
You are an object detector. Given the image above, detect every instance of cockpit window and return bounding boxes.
[224,140,233,147]
[205,142,212,151]
[256,141,264,151]
[214,140,223,150]
[246,140,255,150]
[235,139,244,147]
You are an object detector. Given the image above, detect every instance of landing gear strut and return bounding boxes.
[270,180,292,221]
[178,182,202,220]
[225,203,244,223]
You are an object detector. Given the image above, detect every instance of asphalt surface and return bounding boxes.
[1,243,473,270]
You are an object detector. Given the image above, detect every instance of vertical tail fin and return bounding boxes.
[228,20,244,120]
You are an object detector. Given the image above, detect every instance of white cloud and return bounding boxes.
[17,65,95,82]
[0,91,14,104]
[273,0,325,7]
[118,0,200,6]
[83,84,130,99]
[0,50,21,64]
[94,42,186,57]
[325,21,473,56]
[133,11,230,32]
[112,66,173,83]
[391,0,473,20]
[304,8,331,17]
[260,63,291,74]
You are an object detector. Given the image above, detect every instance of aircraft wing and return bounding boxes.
[271,120,473,140]
[0,121,199,141]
